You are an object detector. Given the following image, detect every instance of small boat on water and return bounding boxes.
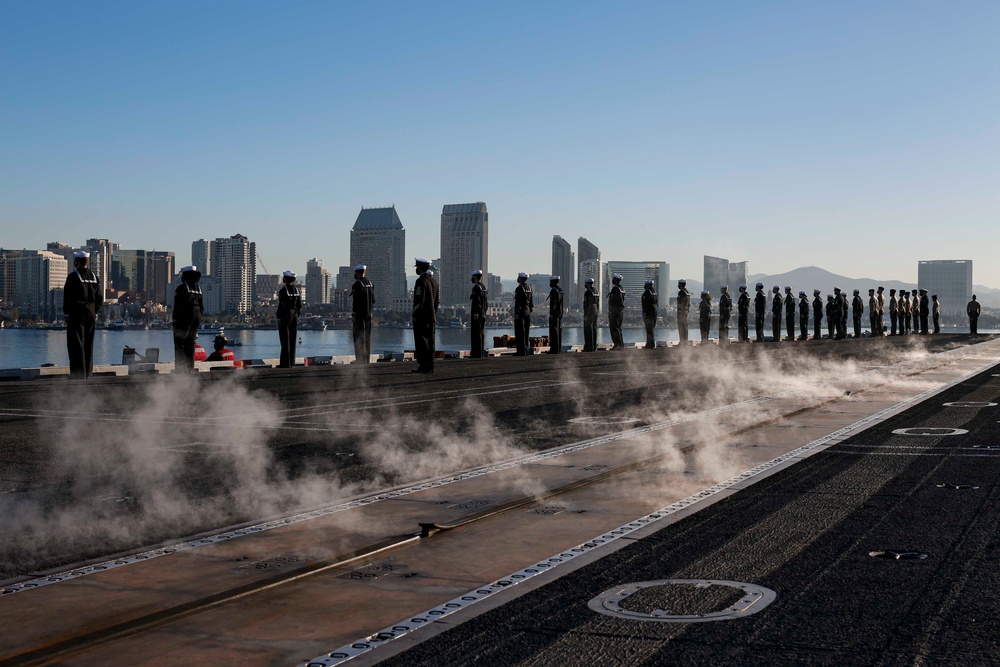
[448,318,466,329]
[110,320,126,331]
[199,322,225,337]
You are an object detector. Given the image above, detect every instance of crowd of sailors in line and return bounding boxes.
[60,252,986,378]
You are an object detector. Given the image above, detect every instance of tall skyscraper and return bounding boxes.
[552,235,575,300]
[86,238,117,296]
[0,249,23,306]
[148,251,175,304]
[728,261,749,289]
[605,261,669,312]
[578,237,600,301]
[337,266,354,291]
[191,239,211,276]
[918,260,973,316]
[579,258,604,314]
[210,234,257,315]
[305,258,331,306]
[440,202,488,307]
[351,206,406,312]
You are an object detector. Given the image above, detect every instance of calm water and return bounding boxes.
[0,325,665,368]
[1,324,985,369]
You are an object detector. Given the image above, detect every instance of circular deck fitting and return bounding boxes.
[568,416,641,425]
[942,402,997,408]
[891,427,968,437]
[869,550,928,560]
[588,579,776,623]
[935,483,980,490]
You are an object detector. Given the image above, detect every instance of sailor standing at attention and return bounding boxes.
[583,278,599,352]
[277,270,302,368]
[350,264,374,364]
[63,250,103,378]
[412,258,440,372]
[737,284,750,343]
[676,279,692,344]
[546,275,564,354]
[608,273,625,350]
[172,265,204,373]
[513,272,533,355]
[642,279,659,348]
[469,270,488,358]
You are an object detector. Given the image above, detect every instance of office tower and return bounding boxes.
[337,266,354,291]
[86,238,116,296]
[578,237,600,302]
[440,202,488,307]
[552,235,575,301]
[0,249,23,306]
[728,261,749,289]
[14,250,68,320]
[191,239,211,276]
[487,273,502,300]
[579,258,604,314]
[210,234,257,315]
[148,251,176,304]
[351,206,406,312]
[255,274,281,303]
[305,258,331,306]
[605,261,669,312]
[917,260,973,316]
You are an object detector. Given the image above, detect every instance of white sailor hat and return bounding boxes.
[180,265,198,274]
[354,264,366,271]
[550,275,560,281]
[720,284,728,290]
[755,282,764,288]
[517,272,528,279]
[584,277,594,284]
[414,257,430,265]
[827,294,834,298]
[834,286,842,291]
[73,250,90,259]
[739,284,747,289]
[799,290,806,297]
[645,279,654,285]
[784,286,791,291]
[678,278,687,284]
[612,273,622,281]
[701,290,709,296]
[283,270,296,279]
[813,288,821,294]
[471,269,483,277]
[772,285,780,290]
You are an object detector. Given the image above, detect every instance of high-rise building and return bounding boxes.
[703,255,749,295]
[148,251,175,305]
[918,260,973,316]
[191,239,211,276]
[440,202,488,307]
[14,250,67,320]
[305,258,331,306]
[552,236,575,301]
[210,234,257,315]
[86,238,117,296]
[605,261,669,313]
[578,237,600,303]
[0,249,23,306]
[336,266,354,291]
[256,274,280,304]
[487,273,502,300]
[106,249,174,302]
[579,258,604,314]
[351,206,406,312]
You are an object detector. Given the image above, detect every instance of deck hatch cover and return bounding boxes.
[588,579,776,623]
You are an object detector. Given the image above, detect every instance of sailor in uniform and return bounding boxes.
[63,250,103,378]
[583,278,598,352]
[643,279,659,348]
[470,269,488,358]
[172,265,204,372]
[350,264,374,364]
[608,273,625,350]
[546,275,563,354]
[412,258,439,372]
[277,270,302,368]
[513,272,533,355]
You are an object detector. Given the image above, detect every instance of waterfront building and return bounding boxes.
[918,260,973,316]
[14,250,67,320]
[0,249,23,307]
[351,206,406,313]
[86,238,117,296]
[579,258,604,314]
[704,256,749,295]
[210,234,257,315]
[306,258,331,306]
[191,239,211,276]
[605,261,669,313]
[336,266,354,291]
[256,274,280,304]
[578,238,600,300]
[552,236,575,301]
[440,202,488,307]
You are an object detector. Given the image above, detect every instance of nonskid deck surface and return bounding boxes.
[0,335,997,666]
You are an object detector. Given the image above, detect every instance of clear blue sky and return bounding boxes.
[2,1,998,286]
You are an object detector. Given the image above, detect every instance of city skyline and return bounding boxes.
[2,3,998,286]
